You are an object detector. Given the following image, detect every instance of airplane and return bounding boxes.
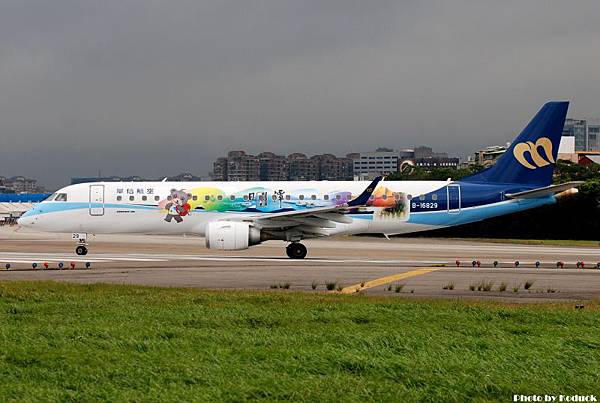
[18,101,582,259]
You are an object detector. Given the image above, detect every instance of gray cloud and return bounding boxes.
[1,1,599,189]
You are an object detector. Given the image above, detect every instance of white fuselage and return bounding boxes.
[18,179,555,243]
[18,180,450,236]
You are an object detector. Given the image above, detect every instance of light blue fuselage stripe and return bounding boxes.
[21,202,157,217]
[22,197,555,228]
[406,197,554,226]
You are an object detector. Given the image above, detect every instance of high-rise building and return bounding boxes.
[588,122,600,151]
[225,151,260,181]
[353,150,400,177]
[353,145,459,178]
[311,154,354,181]
[211,146,459,181]
[562,118,587,151]
[212,151,354,181]
[287,153,319,181]
[212,157,228,181]
[258,152,289,181]
[561,118,600,152]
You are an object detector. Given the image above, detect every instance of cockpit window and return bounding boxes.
[55,193,68,202]
[44,193,57,201]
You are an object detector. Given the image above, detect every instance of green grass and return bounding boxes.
[1,282,600,401]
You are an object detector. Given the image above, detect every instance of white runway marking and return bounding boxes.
[0,252,445,265]
[308,241,600,257]
[0,252,169,263]
[0,252,598,268]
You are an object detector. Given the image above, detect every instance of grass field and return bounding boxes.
[1,282,599,402]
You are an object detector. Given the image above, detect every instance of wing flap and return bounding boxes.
[313,213,353,224]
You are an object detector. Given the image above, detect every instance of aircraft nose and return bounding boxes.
[17,215,32,227]
[17,210,37,227]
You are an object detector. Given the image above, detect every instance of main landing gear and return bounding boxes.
[286,242,307,259]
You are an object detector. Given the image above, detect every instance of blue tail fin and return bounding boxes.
[463,101,568,186]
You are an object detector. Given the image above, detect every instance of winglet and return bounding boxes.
[347,176,383,207]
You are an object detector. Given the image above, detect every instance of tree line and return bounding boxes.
[387,162,600,240]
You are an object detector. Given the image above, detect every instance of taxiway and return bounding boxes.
[1,227,599,301]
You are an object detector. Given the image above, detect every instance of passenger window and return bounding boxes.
[432,194,438,201]
[129,196,135,201]
[192,195,198,201]
[311,195,316,200]
[324,195,329,201]
[243,195,249,201]
[155,196,160,201]
[117,195,122,201]
[55,193,68,202]
[230,195,236,201]
[285,195,291,200]
[419,195,425,201]
[382,194,388,200]
[205,195,210,201]
[142,195,147,201]
[299,195,304,200]
[336,194,341,200]
[258,195,264,201]
[272,195,278,201]
[394,193,400,200]
[217,195,223,201]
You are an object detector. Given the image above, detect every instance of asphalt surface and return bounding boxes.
[1,227,599,302]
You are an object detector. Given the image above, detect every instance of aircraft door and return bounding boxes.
[446,184,461,214]
[89,185,105,216]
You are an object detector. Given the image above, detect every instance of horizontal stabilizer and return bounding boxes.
[505,182,583,199]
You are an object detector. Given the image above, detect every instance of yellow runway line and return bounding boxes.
[339,267,440,294]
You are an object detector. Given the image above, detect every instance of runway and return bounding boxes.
[0,252,449,265]
[1,227,599,301]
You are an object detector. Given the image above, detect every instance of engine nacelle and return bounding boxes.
[205,221,262,250]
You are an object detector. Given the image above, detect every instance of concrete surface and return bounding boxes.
[1,226,599,302]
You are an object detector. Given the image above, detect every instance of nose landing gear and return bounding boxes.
[73,233,89,255]
[286,242,307,259]
[75,245,88,256]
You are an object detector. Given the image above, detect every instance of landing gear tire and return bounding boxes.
[75,245,88,256]
[286,242,307,259]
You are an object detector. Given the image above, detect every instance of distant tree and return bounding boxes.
[387,165,484,181]
[388,161,600,240]
[553,160,600,183]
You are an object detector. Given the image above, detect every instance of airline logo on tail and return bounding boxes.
[513,137,555,169]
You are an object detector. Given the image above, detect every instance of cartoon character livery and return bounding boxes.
[19,102,582,259]
[162,189,191,223]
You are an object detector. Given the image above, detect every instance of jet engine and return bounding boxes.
[205,221,262,250]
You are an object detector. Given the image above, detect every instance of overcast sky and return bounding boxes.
[1,1,599,189]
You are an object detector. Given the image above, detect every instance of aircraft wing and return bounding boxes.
[222,176,383,236]
[505,181,584,199]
